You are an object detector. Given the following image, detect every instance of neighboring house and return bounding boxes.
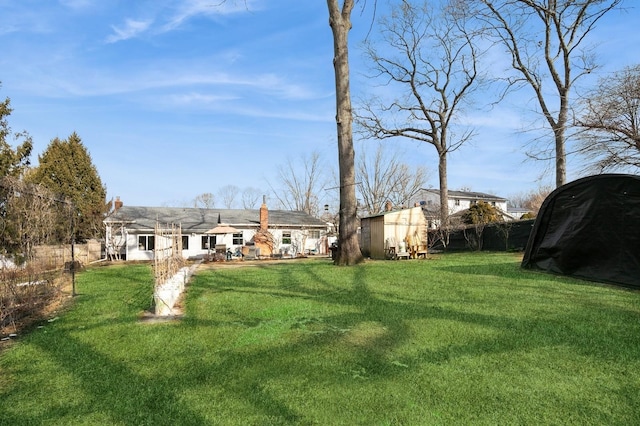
[411,189,510,225]
[104,199,329,261]
[360,206,428,260]
[506,207,533,220]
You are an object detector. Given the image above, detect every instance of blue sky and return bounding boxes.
[1,0,639,208]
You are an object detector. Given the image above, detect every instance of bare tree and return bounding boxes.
[356,0,481,227]
[474,0,623,188]
[1,177,58,262]
[270,151,327,217]
[509,184,553,215]
[241,187,263,209]
[193,192,215,209]
[218,185,239,209]
[327,0,364,265]
[357,143,429,215]
[575,64,640,172]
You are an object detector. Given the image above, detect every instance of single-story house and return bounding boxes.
[104,198,330,261]
[360,206,428,260]
[507,206,533,220]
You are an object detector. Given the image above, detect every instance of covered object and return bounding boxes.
[522,174,640,289]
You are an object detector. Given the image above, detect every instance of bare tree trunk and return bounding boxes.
[438,151,449,228]
[554,126,566,188]
[327,0,363,265]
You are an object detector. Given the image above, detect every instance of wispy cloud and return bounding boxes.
[162,0,259,32]
[58,0,95,11]
[169,92,240,105]
[104,0,259,43]
[0,5,54,35]
[16,61,323,105]
[106,18,153,43]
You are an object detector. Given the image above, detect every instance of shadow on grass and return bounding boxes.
[2,260,639,424]
[26,331,210,425]
[178,261,640,420]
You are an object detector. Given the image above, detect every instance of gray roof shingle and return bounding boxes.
[104,206,327,233]
[421,188,506,201]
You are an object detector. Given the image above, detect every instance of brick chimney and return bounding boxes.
[114,196,123,211]
[259,195,268,231]
[385,200,393,211]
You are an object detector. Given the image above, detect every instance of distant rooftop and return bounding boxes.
[420,188,507,201]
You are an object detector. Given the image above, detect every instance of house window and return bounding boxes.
[454,199,460,206]
[232,232,243,245]
[309,230,320,239]
[138,235,155,251]
[182,235,189,250]
[201,235,216,250]
[282,231,292,244]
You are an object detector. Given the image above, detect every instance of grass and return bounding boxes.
[1,252,639,425]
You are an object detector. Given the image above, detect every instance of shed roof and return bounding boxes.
[104,206,327,233]
[361,206,426,220]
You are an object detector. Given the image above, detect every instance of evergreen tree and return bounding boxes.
[0,91,33,254]
[461,201,501,251]
[0,93,33,179]
[461,201,501,226]
[29,132,107,242]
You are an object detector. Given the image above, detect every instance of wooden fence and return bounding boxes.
[32,239,102,270]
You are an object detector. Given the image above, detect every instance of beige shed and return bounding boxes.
[360,206,428,260]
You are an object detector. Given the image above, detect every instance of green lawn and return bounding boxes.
[1,252,639,425]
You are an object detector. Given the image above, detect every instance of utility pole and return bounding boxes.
[68,200,76,297]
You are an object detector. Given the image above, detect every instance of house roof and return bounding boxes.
[420,188,507,201]
[104,206,327,233]
[507,207,531,215]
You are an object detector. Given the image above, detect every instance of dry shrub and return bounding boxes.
[0,265,66,337]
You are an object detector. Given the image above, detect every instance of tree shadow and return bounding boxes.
[3,260,639,424]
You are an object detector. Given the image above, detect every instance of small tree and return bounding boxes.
[218,185,240,209]
[241,187,262,209]
[461,201,501,250]
[494,221,514,251]
[193,192,215,209]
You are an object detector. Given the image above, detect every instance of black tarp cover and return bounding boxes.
[522,174,640,289]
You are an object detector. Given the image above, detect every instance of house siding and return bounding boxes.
[411,189,510,222]
[119,228,327,261]
[104,206,328,261]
